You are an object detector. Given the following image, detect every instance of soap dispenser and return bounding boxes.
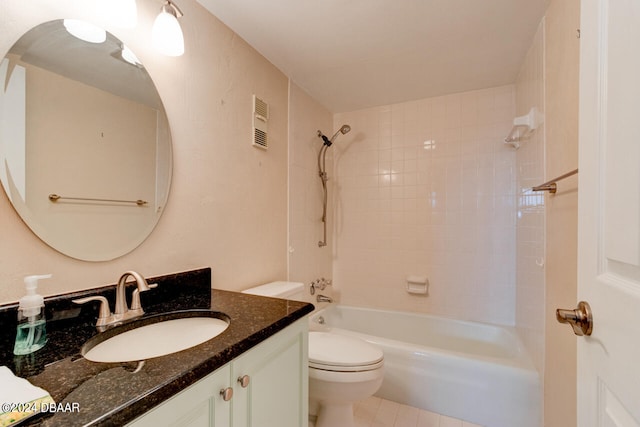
[13,274,51,355]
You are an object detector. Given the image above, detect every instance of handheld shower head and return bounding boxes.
[338,124,351,134]
[330,124,351,143]
[315,123,351,247]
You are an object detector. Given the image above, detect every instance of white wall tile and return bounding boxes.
[332,85,516,324]
[515,22,546,375]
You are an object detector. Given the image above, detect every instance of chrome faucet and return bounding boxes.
[310,277,332,295]
[73,271,157,329]
[115,271,155,317]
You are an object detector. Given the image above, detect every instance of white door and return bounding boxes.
[577,0,640,425]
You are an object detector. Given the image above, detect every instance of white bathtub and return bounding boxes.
[309,305,540,427]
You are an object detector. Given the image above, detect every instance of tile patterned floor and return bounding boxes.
[352,397,483,427]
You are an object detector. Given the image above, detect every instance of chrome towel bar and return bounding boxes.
[48,194,147,206]
[531,168,578,194]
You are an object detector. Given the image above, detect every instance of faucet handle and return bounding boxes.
[309,280,318,295]
[313,278,334,303]
[73,296,112,325]
[130,283,158,311]
[310,278,333,294]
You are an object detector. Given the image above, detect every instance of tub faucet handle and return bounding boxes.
[310,279,321,294]
[310,277,332,294]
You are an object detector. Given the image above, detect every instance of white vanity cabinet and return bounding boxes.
[126,363,232,427]
[127,318,308,427]
[232,318,308,427]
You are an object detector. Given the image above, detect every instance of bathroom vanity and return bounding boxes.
[0,268,313,426]
[127,316,307,426]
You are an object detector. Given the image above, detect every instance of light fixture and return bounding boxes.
[121,44,142,67]
[63,19,106,44]
[152,1,184,57]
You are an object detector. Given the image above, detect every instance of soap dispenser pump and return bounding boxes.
[13,274,51,355]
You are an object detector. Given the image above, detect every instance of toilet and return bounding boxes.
[242,281,384,427]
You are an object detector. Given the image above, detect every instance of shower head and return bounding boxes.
[338,124,351,135]
[331,124,351,142]
[318,124,351,146]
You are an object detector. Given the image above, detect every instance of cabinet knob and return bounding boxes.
[237,375,250,388]
[220,387,233,401]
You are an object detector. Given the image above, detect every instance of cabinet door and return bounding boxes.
[232,318,308,427]
[126,364,231,427]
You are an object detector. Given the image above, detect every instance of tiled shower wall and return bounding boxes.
[515,21,546,375]
[332,86,517,325]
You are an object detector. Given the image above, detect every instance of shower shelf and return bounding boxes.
[504,107,542,149]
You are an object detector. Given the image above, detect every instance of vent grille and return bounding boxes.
[253,95,269,150]
[255,97,269,119]
[254,128,267,148]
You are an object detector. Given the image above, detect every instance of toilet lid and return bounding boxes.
[308,332,384,372]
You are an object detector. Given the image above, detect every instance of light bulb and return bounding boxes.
[152,3,184,57]
[122,45,141,66]
[63,19,106,44]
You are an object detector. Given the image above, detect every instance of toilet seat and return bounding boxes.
[309,332,384,372]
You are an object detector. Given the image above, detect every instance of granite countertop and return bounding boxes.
[0,268,314,426]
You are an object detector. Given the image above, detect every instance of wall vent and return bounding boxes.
[252,95,269,149]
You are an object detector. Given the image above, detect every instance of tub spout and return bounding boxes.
[317,294,333,303]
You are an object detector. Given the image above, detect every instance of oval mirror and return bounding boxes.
[0,20,172,261]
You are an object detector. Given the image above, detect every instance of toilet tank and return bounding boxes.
[242,281,305,300]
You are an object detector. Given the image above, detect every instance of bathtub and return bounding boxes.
[309,305,540,427]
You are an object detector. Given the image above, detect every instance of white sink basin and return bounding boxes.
[82,312,229,363]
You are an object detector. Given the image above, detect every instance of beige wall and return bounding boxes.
[543,0,580,425]
[0,0,289,303]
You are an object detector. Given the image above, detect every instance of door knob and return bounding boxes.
[556,301,593,336]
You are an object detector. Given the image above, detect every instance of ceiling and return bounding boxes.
[196,0,547,113]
